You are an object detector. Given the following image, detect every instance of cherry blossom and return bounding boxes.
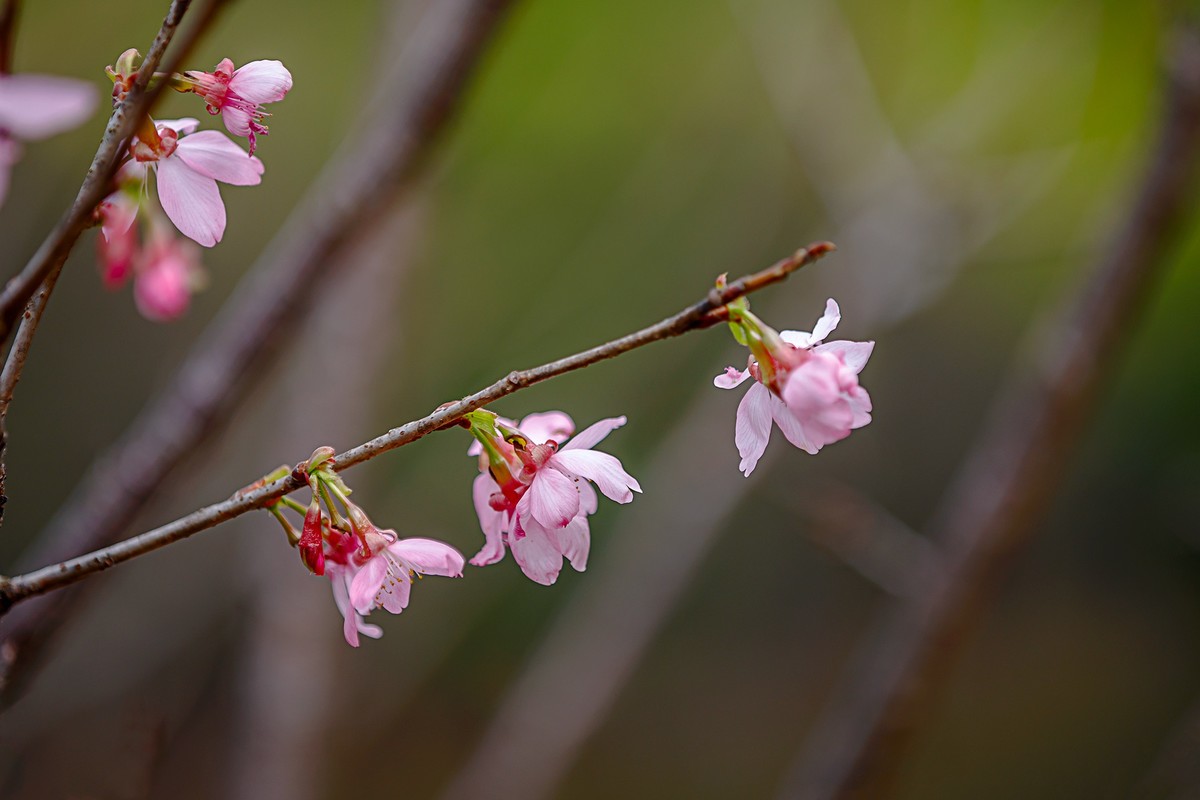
[132,229,201,322]
[468,411,640,585]
[0,74,95,207]
[97,192,140,288]
[321,507,464,647]
[183,59,292,155]
[130,117,263,247]
[715,298,874,475]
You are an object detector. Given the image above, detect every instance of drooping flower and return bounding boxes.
[715,298,874,476]
[468,411,640,585]
[132,229,202,322]
[322,505,464,647]
[129,117,263,247]
[182,59,292,155]
[97,191,140,288]
[0,73,95,207]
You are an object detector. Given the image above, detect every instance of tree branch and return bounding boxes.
[0,242,832,608]
[780,24,1200,799]
[0,0,518,705]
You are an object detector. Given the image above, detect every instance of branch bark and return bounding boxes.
[780,24,1200,799]
[0,0,517,705]
[0,242,833,610]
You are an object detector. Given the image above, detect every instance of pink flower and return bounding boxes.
[323,511,464,647]
[132,229,202,322]
[184,59,292,155]
[97,192,140,288]
[131,118,263,247]
[469,411,641,585]
[715,298,874,476]
[0,74,96,207]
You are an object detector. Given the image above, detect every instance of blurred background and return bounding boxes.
[0,0,1198,797]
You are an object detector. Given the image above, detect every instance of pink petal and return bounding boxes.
[330,569,382,647]
[472,472,506,539]
[376,570,411,614]
[134,252,192,322]
[230,60,293,104]
[557,516,591,572]
[550,449,640,504]
[518,411,575,445]
[509,518,564,585]
[780,355,856,449]
[578,479,598,516]
[349,557,387,614]
[526,467,579,528]
[735,382,773,476]
[99,192,138,242]
[155,157,224,247]
[560,416,626,451]
[389,537,465,577]
[0,74,95,139]
[221,105,252,137]
[175,130,264,185]
[816,339,875,374]
[846,382,873,429]
[714,367,751,389]
[155,117,200,136]
[768,391,818,455]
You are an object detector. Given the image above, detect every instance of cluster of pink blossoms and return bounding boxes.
[264,406,643,646]
[465,410,641,585]
[97,50,291,320]
[715,296,874,475]
[263,450,465,648]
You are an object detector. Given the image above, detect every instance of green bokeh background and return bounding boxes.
[0,0,1198,797]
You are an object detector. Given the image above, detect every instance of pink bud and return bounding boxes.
[298,500,326,576]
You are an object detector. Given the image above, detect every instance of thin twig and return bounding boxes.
[0,0,195,346]
[780,24,1200,799]
[0,0,517,704]
[0,243,832,609]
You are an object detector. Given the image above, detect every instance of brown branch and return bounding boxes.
[0,0,520,705]
[780,25,1200,800]
[0,242,832,608]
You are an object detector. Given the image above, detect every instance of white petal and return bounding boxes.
[735,383,773,476]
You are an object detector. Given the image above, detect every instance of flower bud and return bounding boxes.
[298,499,325,576]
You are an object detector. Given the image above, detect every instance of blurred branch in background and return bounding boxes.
[0,0,518,708]
[768,481,942,600]
[781,22,1200,799]
[440,1,1082,796]
[732,0,1083,324]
